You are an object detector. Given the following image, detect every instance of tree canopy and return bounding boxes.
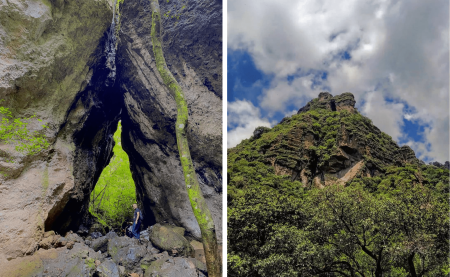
[228,107,449,277]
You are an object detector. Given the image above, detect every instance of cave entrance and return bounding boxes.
[88,120,137,235]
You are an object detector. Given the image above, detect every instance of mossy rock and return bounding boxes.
[96,260,120,277]
[149,224,193,257]
[143,258,166,277]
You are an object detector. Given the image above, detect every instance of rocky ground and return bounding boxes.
[0,223,215,277]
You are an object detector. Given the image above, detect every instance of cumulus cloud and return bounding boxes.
[228,0,449,162]
[259,74,324,116]
[360,92,405,142]
[227,100,274,148]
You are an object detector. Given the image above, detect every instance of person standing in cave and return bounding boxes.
[131,204,142,240]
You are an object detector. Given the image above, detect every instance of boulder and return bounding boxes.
[43,231,55,238]
[169,227,186,237]
[77,224,89,236]
[105,231,119,240]
[91,236,109,253]
[140,251,170,271]
[140,230,150,242]
[190,240,206,264]
[91,232,103,239]
[107,236,147,270]
[65,232,84,244]
[118,265,126,275]
[143,257,199,277]
[54,236,68,248]
[97,260,120,277]
[188,258,207,274]
[39,236,55,250]
[66,241,75,250]
[38,234,62,250]
[149,224,193,257]
[146,242,160,255]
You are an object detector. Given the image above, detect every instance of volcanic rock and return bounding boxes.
[0,0,222,263]
[149,224,193,257]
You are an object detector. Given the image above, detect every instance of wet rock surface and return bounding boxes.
[0,227,211,277]
[0,0,114,262]
[0,0,222,263]
[117,0,223,240]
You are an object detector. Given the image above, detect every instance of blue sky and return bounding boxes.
[227,0,449,163]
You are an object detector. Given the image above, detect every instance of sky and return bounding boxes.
[227,0,449,163]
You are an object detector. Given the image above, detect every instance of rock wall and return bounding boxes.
[0,0,114,262]
[117,0,222,241]
[0,0,222,263]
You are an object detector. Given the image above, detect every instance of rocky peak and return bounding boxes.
[230,91,426,189]
[429,161,450,170]
[298,92,356,114]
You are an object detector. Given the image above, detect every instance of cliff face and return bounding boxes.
[117,0,222,240]
[0,0,221,262]
[229,92,422,189]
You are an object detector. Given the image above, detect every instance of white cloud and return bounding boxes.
[259,74,320,116]
[360,92,404,142]
[228,0,449,162]
[227,100,274,148]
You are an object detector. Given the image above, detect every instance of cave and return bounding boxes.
[0,0,222,260]
[44,0,222,238]
[330,99,337,111]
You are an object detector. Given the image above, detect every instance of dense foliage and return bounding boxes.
[89,121,136,231]
[0,104,49,154]
[228,107,449,277]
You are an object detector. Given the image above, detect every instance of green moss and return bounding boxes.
[85,257,96,270]
[114,0,126,44]
[150,1,220,274]
[68,264,81,274]
[3,257,44,277]
[110,245,118,257]
[40,0,52,8]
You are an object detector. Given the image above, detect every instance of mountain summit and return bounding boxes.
[234,92,422,188]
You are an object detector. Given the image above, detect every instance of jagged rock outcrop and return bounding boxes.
[429,161,450,170]
[232,92,422,188]
[0,0,222,263]
[297,92,356,114]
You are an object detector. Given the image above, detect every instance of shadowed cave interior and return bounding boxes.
[43,42,164,236]
[34,0,224,242]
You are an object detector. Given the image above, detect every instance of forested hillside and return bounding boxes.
[228,92,449,277]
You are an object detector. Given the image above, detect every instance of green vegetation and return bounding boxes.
[150,0,221,275]
[89,121,136,231]
[0,103,49,155]
[114,0,126,46]
[228,104,449,277]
